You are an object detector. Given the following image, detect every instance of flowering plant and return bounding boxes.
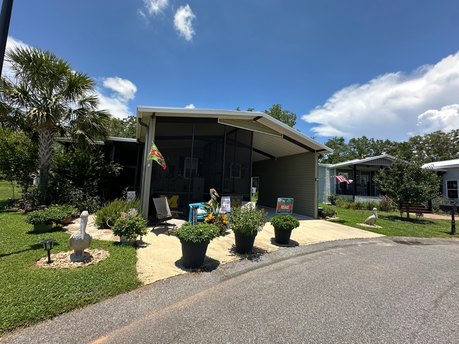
[112,208,148,241]
[204,212,228,235]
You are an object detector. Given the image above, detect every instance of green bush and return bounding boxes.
[336,198,352,208]
[95,198,141,228]
[25,204,77,226]
[176,222,220,243]
[319,206,337,218]
[327,194,337,205]
[49,146,121,209]
[270,214,300,231]
[55,204,79,219]
[230,206,266,236]
[111,209,148,241]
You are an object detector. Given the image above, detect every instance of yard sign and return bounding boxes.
[276,197,294,214]
[220,196,231,213]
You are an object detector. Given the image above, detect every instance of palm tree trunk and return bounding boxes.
[38,125,54,204]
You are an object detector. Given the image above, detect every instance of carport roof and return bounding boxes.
[136,106,331,161]
[326,154,396,168]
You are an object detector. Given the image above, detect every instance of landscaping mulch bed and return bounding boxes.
[36,248,109,269]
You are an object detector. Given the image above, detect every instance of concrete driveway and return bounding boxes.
[137,212,383,284]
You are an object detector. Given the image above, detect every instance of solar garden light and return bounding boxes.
[450,200,456,236]
[42,239,55,264]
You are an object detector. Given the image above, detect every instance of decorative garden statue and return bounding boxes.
[364,208,378,226]
[207,188,220,212]
[69,211,92,262]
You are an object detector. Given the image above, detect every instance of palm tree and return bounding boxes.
[0,47,110,202]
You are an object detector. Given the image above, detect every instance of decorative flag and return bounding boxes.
[336,175,347,183]
[148,142,167,170]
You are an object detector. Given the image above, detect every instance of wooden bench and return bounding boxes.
[399,203,432,218]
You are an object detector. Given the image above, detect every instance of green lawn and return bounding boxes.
[324,205,454,238]
[0,212,141,333]
[0,180,22,208]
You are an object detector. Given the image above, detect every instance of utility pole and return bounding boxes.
[0,0,14,76]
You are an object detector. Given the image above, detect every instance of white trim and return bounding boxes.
[423,159,459,171]
[136,106,332,153]
[328,154,396,168]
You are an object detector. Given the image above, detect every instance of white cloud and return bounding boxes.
[102,77,137,102]
[143,0,169,15]
[174,5,195,41]
[97,77,137,118]
[185,103,195,109]
[417,104,459,134]
[2,36,31,79]
[302,52,459,140]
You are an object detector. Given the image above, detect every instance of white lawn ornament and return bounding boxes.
[69,211,92,261]
[364,208,378,226]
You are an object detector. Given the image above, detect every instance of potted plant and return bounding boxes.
[271,214,300,244]
[112,209,148,244]
[25,209,55,232]
[50,204,79,225]
[230,206,266,254]
[176,222,220,268]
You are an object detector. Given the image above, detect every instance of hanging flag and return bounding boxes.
[148,142,167,170]
[335,175,347,183]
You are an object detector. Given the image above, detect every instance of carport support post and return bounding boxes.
[141,115,156,219]
[352,164,357,202]
[451,202,456,235]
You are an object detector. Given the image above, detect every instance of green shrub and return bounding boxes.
[54,204,79,219]
[336,198,352,208]
[327,194,337,205]
[176,222,220,243]
[271,214,300,231]
[95,198,141,228]
[111,209,148,241]
[25,204,77,226]
[49,147,121,209]
[230,206,266,236]
[25,209,55,225]
[319,206,337,218]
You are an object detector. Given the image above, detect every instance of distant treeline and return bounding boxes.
[321,130,459,164]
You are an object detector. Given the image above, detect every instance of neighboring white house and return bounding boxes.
[318,154,396,203]
[422,159,459,203]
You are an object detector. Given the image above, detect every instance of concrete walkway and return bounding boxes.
[66,210,383,286]
[136,212,383,285]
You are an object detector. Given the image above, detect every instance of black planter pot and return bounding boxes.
[180,240,209,269]
[234,231,257,254]
[274,227,292,245]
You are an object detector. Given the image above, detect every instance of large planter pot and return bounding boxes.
[234,231,257,254]
[180,240,209,268]
[274,227,292,245]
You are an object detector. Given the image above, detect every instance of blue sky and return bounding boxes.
[4,0,459,142]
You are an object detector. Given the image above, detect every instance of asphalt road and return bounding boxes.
[3,237,459,344]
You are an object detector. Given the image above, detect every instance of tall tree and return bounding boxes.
[264,104,297,127]
[374,160,440,219]
[0,47,110,202]
[108,116,137,138]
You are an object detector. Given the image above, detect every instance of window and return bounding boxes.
[447,180,458,199]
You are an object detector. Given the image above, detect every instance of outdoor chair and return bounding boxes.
[152,196,177,235]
